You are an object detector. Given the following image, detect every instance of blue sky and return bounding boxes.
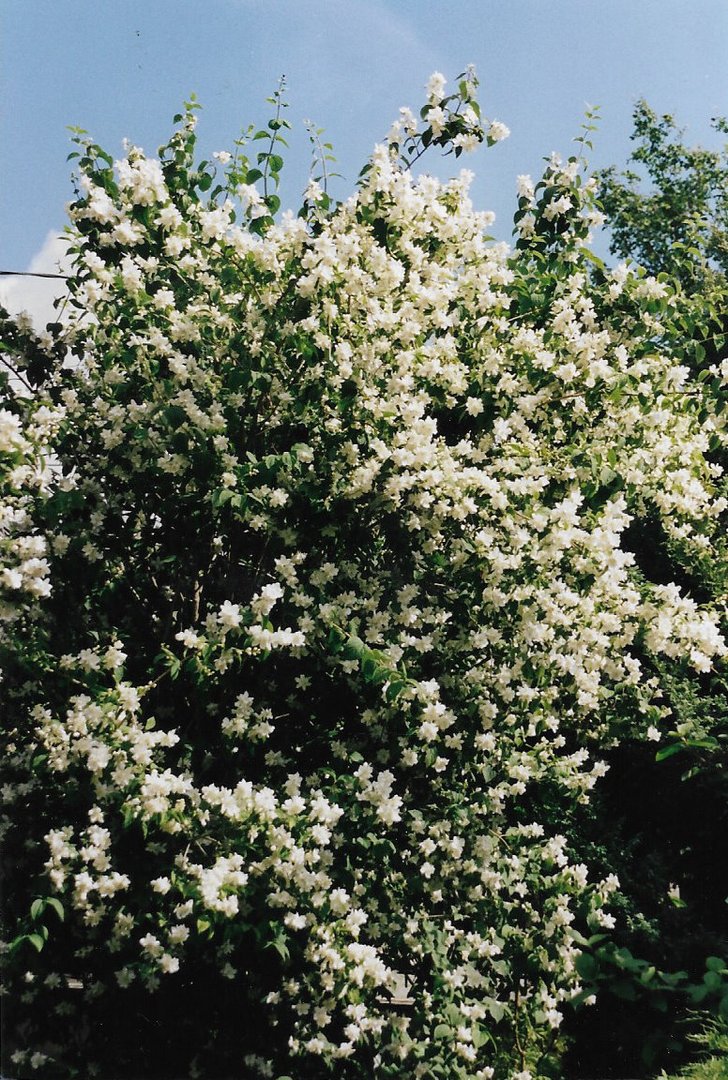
[2,0,727,299]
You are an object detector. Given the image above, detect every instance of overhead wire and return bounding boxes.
[0,271,68,279]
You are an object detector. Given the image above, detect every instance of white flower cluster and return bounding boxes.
[2,72,726,1079]
[0,399,65,626]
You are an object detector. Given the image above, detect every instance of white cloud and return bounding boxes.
[0,231,71,330]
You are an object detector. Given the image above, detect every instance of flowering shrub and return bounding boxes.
[1,71,726,1079]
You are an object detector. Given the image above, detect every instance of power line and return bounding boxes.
[0,271,68,279]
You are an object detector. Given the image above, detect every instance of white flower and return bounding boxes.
[426,71,446,102]
[103,642,127,669]
[453,133,481,153]
[543,195,573,221]
[176,629,202,649]
[140,933,162,958]
[488,120,510,143]
[516,174,534,200]
[252,582,284,617]
[329,888,350,915]
[425,106,446,137]
[418,721,438,742]
[158,953,179,974]
[0,409,25,453]
[218,600,241,629]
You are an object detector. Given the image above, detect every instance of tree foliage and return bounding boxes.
[1,74,726,1080]
[599,100,728,288]
[557,101,728,1079]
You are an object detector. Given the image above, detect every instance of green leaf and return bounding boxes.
[610,978,638,1001]
[575,952,598,980]
[46,897,64,922]
[655,742,684,762]
[471,1023,491,1049]
[385,679,406,703]
[486,999,507,1021]
[28,933,45,952]
[660,970,688,987]
[268,934,290,964]
[703,970,723,991]
[30,898,45,921]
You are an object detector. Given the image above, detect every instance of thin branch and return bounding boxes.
[513,987,527,1072]
[1,354,33,393]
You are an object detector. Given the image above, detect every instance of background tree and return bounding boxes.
[599,100,728,384]
[599,101,728,287]
[559,104,728,1079]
